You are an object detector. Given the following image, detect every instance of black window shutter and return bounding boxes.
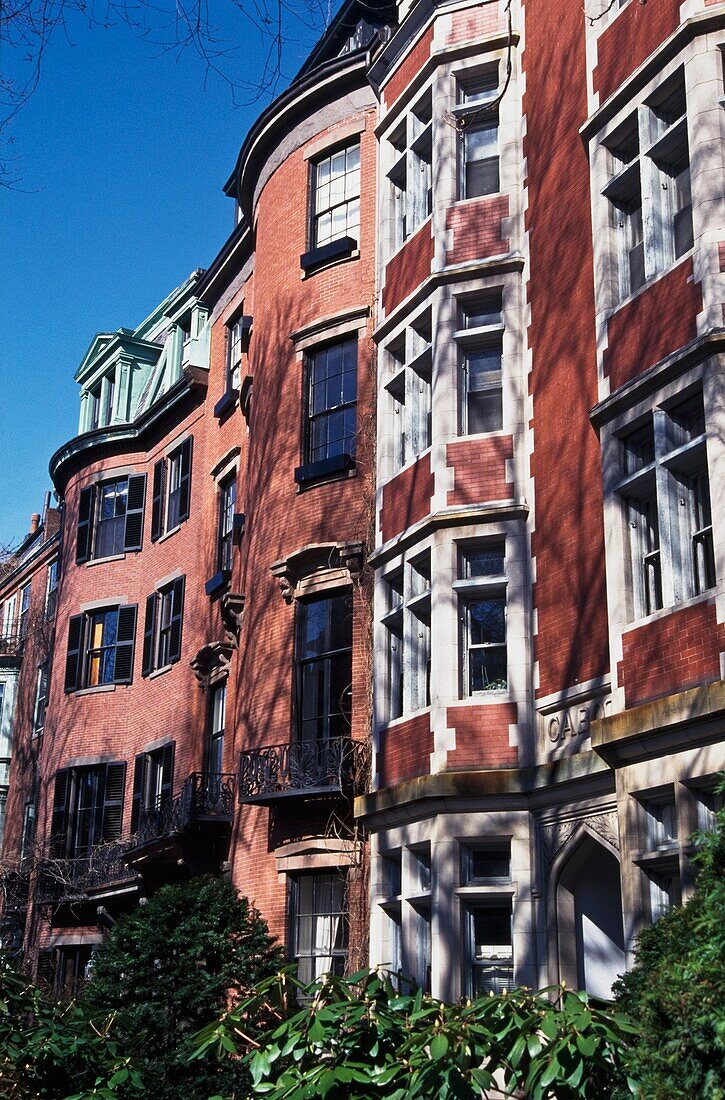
[50,770,70,857]
[64,615,84,694]
[178,438,193,523]
[160,742,175,804]
[141,594,157,678]
[76,486,95,564]
[36,949,56,989]
[123,474,146,552]
[130,754,146,835]
[151,459,166,542]
[113,604,138,684]
[169,576,185,664]
[101,762,126,842]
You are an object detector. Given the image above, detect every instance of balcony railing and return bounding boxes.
[35,843,138,905]
[0,633,23,659]
[133,772,236,847]
[238,738,370,804]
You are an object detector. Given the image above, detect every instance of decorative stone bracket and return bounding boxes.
[270,541,365,604]
[190,641,235,688]
[220,591,246,644]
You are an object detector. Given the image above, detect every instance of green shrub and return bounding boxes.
[82,874,284,1099]
[613,794,725,1099]
[193,967,637,1099]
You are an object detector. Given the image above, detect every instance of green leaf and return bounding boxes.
[429,1033,449,1060]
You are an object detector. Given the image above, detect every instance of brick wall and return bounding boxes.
[383,26,434,110]
[592,0,682,103]
[618,599,725,709]
[378,713,433,785]
[446,703,518,768]
[446,2,503,46]
[603,258,702,392]
[446,436,514,507]
[380,453,434,543]
[382,220,434,315]
[445,195,509,266]
[524,0,610,699]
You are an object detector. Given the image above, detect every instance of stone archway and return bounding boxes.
[554,829,625,999]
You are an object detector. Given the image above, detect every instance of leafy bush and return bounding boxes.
[613,796,725,1100]
[193,967,637,1099]
[81,874,284,1099]
[0,952,146,1099]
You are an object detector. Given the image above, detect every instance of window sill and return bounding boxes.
[622,588,717,633]
[86,553,126,568]
[608,250,695,317]
[456,885,516,897]
[213,389,239,421]
[148,664,173,680]
[74,684,116,697]
[295,453,355,488]
[380,706,431,732]
[157,524,182,544]
[300,237,359,278]
[205,570,231,598]
[452,190,504,208]
[459,690,512,703]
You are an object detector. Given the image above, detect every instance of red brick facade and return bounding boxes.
[446,703,518,769]
[378,714,433,785]
[380,454,434,543]
[382,219,434,315]
[445,195,509,266]
[618,600,725,709]
[446,437,514,508]
[592,0,682,103]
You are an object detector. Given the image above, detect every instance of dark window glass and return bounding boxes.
[466,598,507,693]
[306,340,358,465]
[45,560,59,620]
[466,904,513,996]
[218,476,236,573]
[95,480,127,558]
[85,609,118,687]
[207,683,226,775]
[296,594,353,742]
[291,872,348,984]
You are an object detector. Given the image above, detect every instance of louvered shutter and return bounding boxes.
[160,742,175,805]
[36,949,56,990]
[123,474,146,552]
[113,604,137,684]
[177,437,193,523]
[168,576,185,664]
[151,459,166,542]
[141,593,157,677]
[130,754,146,835]
[50,770,70,857]
[64,615,84,693]
[101,762,126,842]
[75,486,95,564]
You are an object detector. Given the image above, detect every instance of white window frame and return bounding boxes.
[311,142,361,249]
[384,310,432,474]
[455,542,508,697]
[455,291,504,436]
[453,66,501,201]
[385,86,432,252]
[381,551,431,722]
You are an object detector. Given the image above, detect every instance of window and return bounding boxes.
[617,391,715,620]
[290,871,348,983]
[311,142,360,248]
[130,743,174,834]
[33,662,49,736]
[226,317,246,393]
[50,762,126,857]
[457,291,504,434]
[1,595,16,642]
[85,371,116,432]
[103,371,116,426]
[462,842,511,885]
[217,475,236,574]
[385,310,432,472]
[464,903,513,995]
[75,474,146,564]
[142,576,185,676]
[54,945,96,999]
[20,799,36,863]
[89,385,101,431]
[641,791,678,852]
[296,594,353,742]
[456,543,507,694]
[45,559,59,620]
[455,68,500,199]
[64,604,138,692]
[603,71,692,303]
[387,89,432,249]
[303,340,358,469]
[151,437,192,541]
[206,683,226,775]
[18,583,31,640]
[381,551,431,723]
[693,784,724,833]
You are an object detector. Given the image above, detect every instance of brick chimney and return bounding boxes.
[29,513,40,536]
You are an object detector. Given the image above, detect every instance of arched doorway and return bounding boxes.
[555,831,625,999]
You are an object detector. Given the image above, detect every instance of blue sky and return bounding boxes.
[0,3,326,544]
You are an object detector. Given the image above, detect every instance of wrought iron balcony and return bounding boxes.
[132,772,236,848]
[238,737,370,804]
[35,843,138,905]
[0,633,24,660]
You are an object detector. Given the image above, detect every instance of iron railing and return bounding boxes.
[238,738,370,803]
[134,772,236,846]
[0,633,23,658]
[35,842,137,904]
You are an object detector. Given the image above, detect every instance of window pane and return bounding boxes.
[462,546,505,578]
[468,390,503,433]
[469,645,507,692]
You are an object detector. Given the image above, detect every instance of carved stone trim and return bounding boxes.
[190,641,235,688]
[534,810,620,898]
[220,592,246,643]
[270,541,365,604]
